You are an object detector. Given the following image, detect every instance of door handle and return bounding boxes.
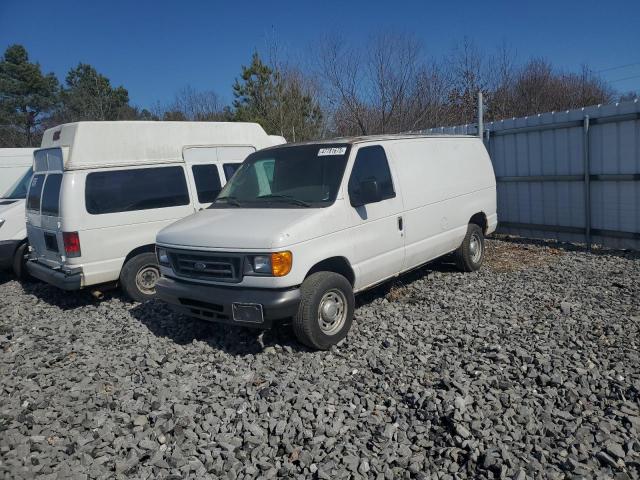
[398,216,403,231]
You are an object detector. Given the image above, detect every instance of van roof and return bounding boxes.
[261,133,478,150]
[0,147,36,157]
[0,148,36,166]
[39,121,284,170]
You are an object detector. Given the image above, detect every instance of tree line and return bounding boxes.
[1,34,636,147]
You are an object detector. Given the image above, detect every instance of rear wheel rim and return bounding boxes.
[469,232,483,264]
[135,265,159,295]
[318,289,347,336]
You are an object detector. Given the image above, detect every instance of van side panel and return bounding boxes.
[388,138,496,272]
[61,168,195,286]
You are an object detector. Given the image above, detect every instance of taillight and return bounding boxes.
[62,231,81,257]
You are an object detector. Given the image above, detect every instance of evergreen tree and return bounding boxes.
[0,44,59,146]
[59,63,134,122]
[232,52,322,141]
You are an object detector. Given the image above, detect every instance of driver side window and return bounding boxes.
[348,145,395,204]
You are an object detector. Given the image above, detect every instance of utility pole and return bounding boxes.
[477,91,484,139]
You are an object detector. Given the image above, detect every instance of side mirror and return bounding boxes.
[352,178,381,207]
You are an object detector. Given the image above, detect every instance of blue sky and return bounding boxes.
[1,0,639,109]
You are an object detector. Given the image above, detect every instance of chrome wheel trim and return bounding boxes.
[469,232,483,264]
[135,265,160,295]
[318,289,347,335]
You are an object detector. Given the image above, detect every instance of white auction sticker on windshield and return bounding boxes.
[318,147,347,156]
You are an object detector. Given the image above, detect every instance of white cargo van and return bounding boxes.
[25,121,285,300]
[0,165,34,277]
[0,148,35,193]
[155,135,497,349]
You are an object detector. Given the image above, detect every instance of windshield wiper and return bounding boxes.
[257,194,311,207]
[214,196,242,207]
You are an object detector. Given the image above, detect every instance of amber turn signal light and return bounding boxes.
[271,251,292,277]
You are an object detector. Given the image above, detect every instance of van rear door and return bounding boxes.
[184,146,255,210]
[26,148,66,268]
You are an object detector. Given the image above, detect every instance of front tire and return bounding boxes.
[120,252,160,302]
[12,242,29,280]
[293,272,355,350]
[454,223,485,272]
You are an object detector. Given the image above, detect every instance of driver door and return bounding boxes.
[347,145,405,289]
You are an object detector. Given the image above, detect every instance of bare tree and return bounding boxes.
[156,85,226,121]
[318,31,451,136]
[318,34,368,135]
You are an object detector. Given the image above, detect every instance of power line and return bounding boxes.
[597,62,640,73]
[609,74,640,83]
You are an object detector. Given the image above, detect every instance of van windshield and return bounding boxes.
[2,168,33,199]
[213,144,350,208]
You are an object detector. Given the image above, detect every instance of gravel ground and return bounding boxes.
[1,238,639,480]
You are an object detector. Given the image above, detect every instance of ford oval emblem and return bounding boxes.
[194,262,207,271]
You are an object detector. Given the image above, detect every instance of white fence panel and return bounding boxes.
[419,99,640,250]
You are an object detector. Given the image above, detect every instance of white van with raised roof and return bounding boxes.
[155,135,497,349]
[25,121,284,300]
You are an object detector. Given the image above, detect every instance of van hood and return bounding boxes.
[0,199,26,240]
[157,206,346,250]
[0,199,24,217]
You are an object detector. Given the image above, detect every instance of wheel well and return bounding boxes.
[469,212,488,234]
[306,257,355,286]
[123,244,156,265]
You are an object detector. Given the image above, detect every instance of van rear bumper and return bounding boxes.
[0,240,20,268]
[155,276,300,329]
[26,260,82,290]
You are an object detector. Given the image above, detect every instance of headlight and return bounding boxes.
[251,251,292,277]
[156,247,170,266]
[253,255,272,273]
[0,218,4,229]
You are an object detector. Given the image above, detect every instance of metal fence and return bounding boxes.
[420,98,640,250]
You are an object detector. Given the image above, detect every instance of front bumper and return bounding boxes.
[155,276,301,329]
[26,260,82,290]
[0,239,20,269]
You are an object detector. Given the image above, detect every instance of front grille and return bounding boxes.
[168,250,242,282]
[179,298,229,320]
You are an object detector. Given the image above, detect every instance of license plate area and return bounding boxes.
[44,233,58,252]
[232,303,264,324]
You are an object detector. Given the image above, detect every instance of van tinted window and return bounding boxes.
[192,165,222,203]
[348,145,395,201]
[41,174,63,216]
[223,163,241,180]
[27,174,46,211]
[85,166,190,214]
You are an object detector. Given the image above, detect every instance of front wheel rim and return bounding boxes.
[318,289,348,335]
[469,232,483,263]
[135,265,160,295]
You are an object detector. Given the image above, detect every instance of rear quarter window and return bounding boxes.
[85,166,190,215]
[27,174,46,211]
[192,164,222,203]
[223,163,241,180]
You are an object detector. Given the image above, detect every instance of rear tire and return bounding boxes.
[120,252,160,302]
[293,272,355,350]
[454,223,485,272]
[12,242,29,280]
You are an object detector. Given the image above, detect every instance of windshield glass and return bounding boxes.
[213,144,351,208]
[2,168,33,199]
